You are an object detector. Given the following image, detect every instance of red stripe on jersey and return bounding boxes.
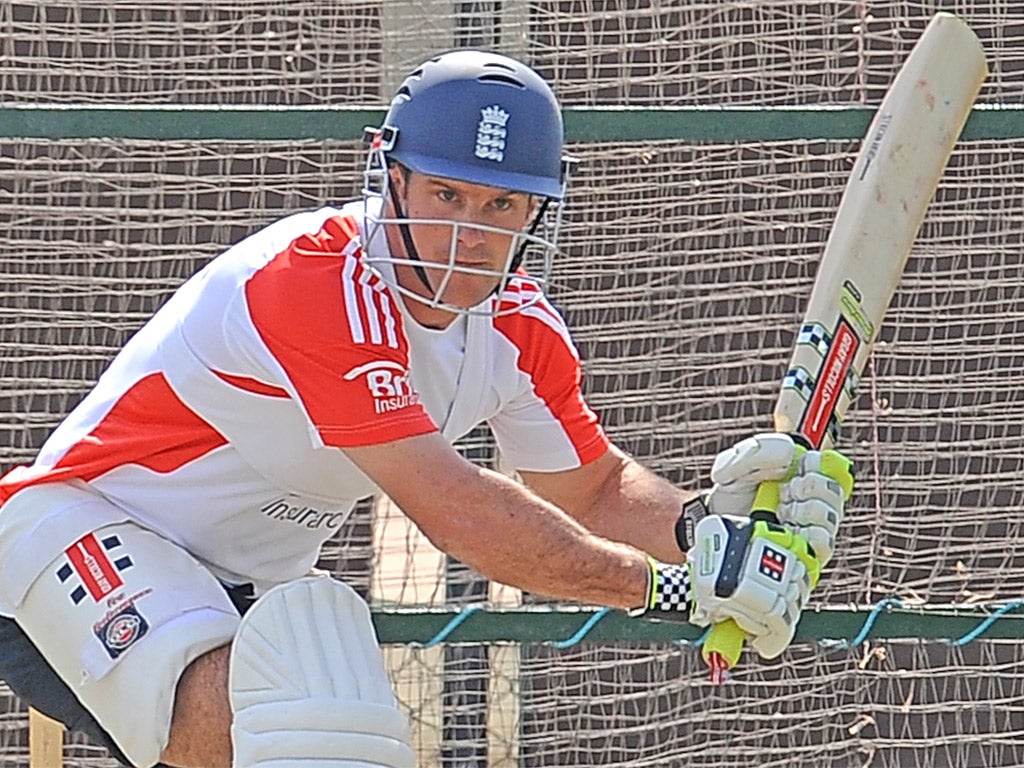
[494,307,609,465]
[0,372,227,501]
[66,533,124,600]
[245,214,437,448]
[212,370,289,398]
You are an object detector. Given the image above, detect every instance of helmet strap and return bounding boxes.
[510,197,552,272]
[387,180,435,294]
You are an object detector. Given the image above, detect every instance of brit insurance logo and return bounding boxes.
[343,360,420,414]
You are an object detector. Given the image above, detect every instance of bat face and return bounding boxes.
[772,12,988,451]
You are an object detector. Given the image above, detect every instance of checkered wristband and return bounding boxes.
[630,558,693,619]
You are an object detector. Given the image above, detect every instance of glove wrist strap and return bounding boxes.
[674,494,709,554]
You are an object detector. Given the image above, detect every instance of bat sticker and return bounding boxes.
[839,281,875,341]
[800,316,861,447]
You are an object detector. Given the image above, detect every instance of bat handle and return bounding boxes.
[703,619,746,684]
[701,480,782,683]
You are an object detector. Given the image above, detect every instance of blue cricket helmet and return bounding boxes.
[380,50,566,200]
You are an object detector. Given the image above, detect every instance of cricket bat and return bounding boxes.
[702,12,988,683]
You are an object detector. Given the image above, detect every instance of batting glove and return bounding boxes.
[675,433,854,566]
[689,514,820,659]
[776,450,854,566]
[675,433,799,552]
[637,514,820,659]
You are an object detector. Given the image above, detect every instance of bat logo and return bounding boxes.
[840,282,875,341]
[801,317,860,447]
[859,113,892,181]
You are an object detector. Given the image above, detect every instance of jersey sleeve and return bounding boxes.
[490,299,609,472]
[243,214,437,448]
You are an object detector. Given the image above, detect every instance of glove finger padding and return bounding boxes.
[799,449,855,499]
[689,515,820,660]
[777,450,854,566]
[706,433,801,518]
[710,433,799,486]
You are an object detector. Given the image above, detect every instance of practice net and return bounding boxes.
[2,2,1024,767]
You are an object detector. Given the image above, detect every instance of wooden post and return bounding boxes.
[29,708,63,768]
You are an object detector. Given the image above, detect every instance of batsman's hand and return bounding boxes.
[689,514,820,659]
[676,433,798,552]
[641,515,820,660]
[706,433,801,515]
[776,450,854,566]
[679,433,854,566]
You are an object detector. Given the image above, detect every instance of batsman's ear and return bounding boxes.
[388,163,409,194]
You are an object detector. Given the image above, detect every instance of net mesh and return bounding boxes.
[387,641,1024,768]
[2,1,1024,767]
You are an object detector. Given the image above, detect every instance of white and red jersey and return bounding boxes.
[0,199,608,595]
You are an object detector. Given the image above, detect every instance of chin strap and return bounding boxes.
[387,181,434,293]
[509,197,552,273]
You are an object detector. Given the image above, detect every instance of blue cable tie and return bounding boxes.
[550,607,613,648]
[419,605,482,648]
[950,601,1024,646]
[822,597,904,649]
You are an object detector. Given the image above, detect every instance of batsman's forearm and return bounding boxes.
[572,451,694,563]
[397,464,650,610]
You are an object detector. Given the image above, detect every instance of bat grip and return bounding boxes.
[701,480,782,683]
